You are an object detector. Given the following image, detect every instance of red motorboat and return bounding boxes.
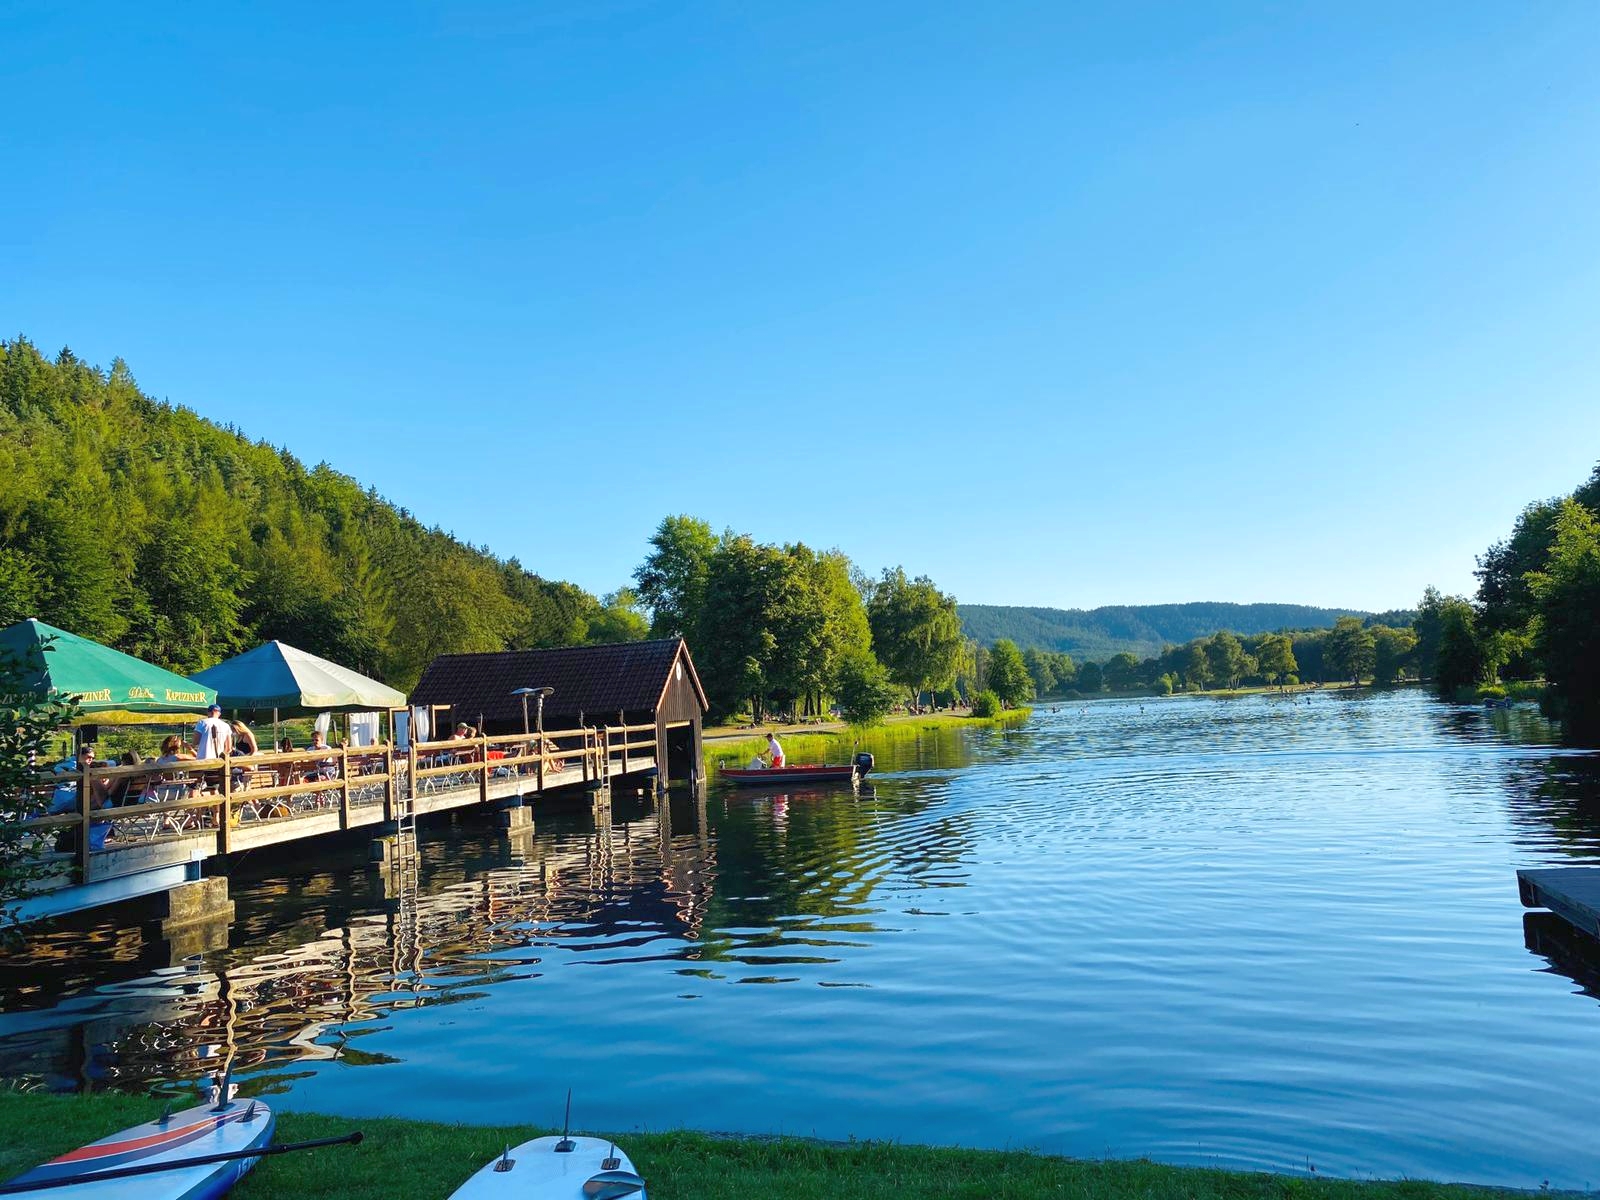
[719,752,874,788]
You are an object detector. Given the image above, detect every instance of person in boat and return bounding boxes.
[766,732,785,769]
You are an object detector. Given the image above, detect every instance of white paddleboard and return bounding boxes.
[3,1097,275,1200]
[450,1135,646,1200]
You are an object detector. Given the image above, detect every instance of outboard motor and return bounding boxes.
[853,751,875,779]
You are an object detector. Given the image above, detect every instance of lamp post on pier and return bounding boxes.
[511,686,555,790]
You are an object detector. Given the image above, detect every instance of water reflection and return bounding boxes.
[1524,912,1600,1006]
[0,761,969,1095]
[6,696,1600,1188]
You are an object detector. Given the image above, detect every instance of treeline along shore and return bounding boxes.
[0,339,974,729]
[6,339,1592,741]
[978,460,1600,743]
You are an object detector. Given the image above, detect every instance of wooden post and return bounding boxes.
[383,742,395,823]
[582,729,590,784]
[220,755,233,855]
[602,726,611,783]
[478,734,489,804]
[619,711,628,773]
[408,740,419,806]
[339,746,351,830]
[77,763,93,882]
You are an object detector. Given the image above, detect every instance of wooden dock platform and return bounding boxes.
[9,722,664,925]
[1518,867,1600,941]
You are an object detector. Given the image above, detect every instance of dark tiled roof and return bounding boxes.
[411,639,706,725]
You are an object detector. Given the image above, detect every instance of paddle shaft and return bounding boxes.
[0,1131,363,1194]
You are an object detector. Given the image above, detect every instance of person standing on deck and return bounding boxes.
[194,703,233,760]
[766,732,785,769]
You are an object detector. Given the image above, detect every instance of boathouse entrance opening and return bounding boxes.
[664,723,697,782]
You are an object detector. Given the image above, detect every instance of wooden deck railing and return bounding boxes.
[6,722,659,888]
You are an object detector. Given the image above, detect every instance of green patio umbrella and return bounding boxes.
[0,618,217,713]
[190,641,406,714]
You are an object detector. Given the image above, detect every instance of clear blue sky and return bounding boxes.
[5,2,1598,614]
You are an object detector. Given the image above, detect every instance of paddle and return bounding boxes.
[0,1131,364,1194]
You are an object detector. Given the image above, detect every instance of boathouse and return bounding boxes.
[410,638,708,784]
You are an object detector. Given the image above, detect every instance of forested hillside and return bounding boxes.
[959,602,1371,659]
[0,339,644,690]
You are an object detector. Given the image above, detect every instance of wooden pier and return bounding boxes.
[9,723,661,925]
[1517,867,1600,941]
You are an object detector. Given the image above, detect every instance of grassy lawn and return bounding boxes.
[0,1092,1535,1200]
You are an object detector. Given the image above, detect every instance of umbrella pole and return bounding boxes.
[273,708,280,747]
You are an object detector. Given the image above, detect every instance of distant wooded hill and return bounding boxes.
[959,602,1374,661]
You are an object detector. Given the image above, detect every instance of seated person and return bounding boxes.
[50,746,115,851]
[103,750,146,807]
[306,730,339,781]
[155,735,196,767]
[230,721,260,788]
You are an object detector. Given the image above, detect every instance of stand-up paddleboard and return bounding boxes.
[451,1095,644,1200]
[450,1136,645,1200]
[1,1096,275,1200]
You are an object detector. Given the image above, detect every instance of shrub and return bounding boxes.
[833,649,898,726]
[1284,674,1300,687]
[1155,674,1174,696]
[1477,684,1508,700]
[970,690,1002,718]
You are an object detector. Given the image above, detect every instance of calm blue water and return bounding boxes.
[5,690,1600,1188]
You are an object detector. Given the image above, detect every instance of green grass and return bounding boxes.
[0,1092,1539,1199]
[704,708,1030,769]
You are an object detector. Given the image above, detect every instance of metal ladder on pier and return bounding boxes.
[390,787,423,980]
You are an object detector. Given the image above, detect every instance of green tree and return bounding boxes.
[1324,616,1375,685]
[1022,647,1057,697]
[634,515,718,639]
[1256,633,1297,688]
[1412,587,1446,682]
[1,640,80,922]
[803,547,873,716]
[1049,651,1076,688]
[987,639,1033,707]
[1433,597,1485,697]
[1205,631,1247,690]
[1103,651,1140,691]
[1527,498,1600,737]
[867,568,964,705]
[125,518,246,672]
[1181,643,1211,691]
[0,548,42,628]
[586,588,650,644]
[832,648,898,726]
[1476,500,1561,636]
[1371,625,1418,686]
[1076,660,1104,694]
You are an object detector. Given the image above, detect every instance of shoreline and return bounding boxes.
[703,708,1030,768]
[0,1093,1552,1199]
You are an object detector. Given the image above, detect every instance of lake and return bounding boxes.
[4,690,1600,1189]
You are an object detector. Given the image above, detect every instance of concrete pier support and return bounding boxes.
[498,803,532,833]
[139,876,233,958]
